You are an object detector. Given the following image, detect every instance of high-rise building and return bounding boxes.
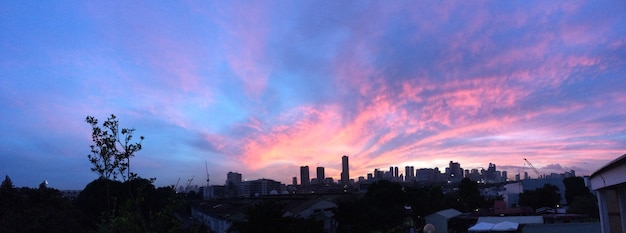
[448,161,463,182]
[317,167,325,184]
[292,176,297,186]
[404,166,415,182]
[300,166,310,187]
[243,178,282,197]
[485,163,497,181]
[225,172,242,197]
[394,167,399,178]
[341,155,349,185]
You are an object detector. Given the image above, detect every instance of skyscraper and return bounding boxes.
[341,155,349,185]
[300,166,310,187]
[226,172,242,198]
[448,161,463,182]
[405,166,415,182]
[316,167,325,184]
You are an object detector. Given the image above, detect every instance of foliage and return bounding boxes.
[336,180,411,232]
[86,114,144,181]
[567,193,599,217]
[563,177,591,205]
[519,184,561,209]
[563,177,598,217]
[0,176,84,233]
[457,177,484,212]
[231,201,290,233]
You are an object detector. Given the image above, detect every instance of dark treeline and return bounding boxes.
[0,175,205,233]
[335,178,492,233]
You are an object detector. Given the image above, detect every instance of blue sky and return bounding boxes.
[1,1,625,189]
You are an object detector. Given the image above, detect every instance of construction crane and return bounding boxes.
[185,175,194,193]
[205,161,210,200]
[523,158,543,178]
[174,177,181,192]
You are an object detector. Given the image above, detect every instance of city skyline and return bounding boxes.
[1,1,626,189]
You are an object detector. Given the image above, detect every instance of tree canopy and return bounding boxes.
[86,114,144,181]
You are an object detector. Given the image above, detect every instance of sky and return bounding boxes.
[1,1,625,190]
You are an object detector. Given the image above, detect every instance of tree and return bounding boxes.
[563,177,591,205]
[336,180,410,232]
[563,177,598,217]
[86,114,144,181]
[232,201,290,233]
[519,184,561,209]
[457,177,483,212]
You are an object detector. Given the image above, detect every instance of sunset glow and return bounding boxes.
[1,1,625,189]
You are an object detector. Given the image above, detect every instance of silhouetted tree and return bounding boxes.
[567,193,599,217]
[563,177,591,205]
[336,180,409,232]
[86,114,144,181]
[519,184,561,209]
[232,200,290,233]
[457,178,484,212]
[0,177,83,233]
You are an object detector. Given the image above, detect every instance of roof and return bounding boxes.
[469,221,520,232]
[590,153,626,178]
[427,208,462,219]
[468,222,495,232]
[589,153,626,190]
[522,222,600,233]
[492,221,519,231]
[477,216,543,224]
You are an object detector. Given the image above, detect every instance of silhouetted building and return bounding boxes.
[324,177,334,184]
[405,166,415,182]
[341,155,349,185]
[225,172,242,198]
[292,176,297,186]
[300,166,310,187]
[485,163,496,182]
[242,178,282,197]
[417,167,442,183]
[316,167,325,184]
[448,161,463,183]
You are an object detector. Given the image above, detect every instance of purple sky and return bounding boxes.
[1,1,625,190]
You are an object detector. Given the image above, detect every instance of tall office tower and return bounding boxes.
[389,167,394,177]
[226,172,242,197]
[300,166,310,187]
[448,161,463,182]
[405,166,412,181]
[486,163,497,181]
[292,177,297,186]
[502,171,508,182]
[316,167,325,184]
[394,167,399,178]
[341,155,349,185]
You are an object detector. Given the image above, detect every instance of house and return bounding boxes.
[522,222,600,233]
[424,208,462,233]
[589,153,626,233]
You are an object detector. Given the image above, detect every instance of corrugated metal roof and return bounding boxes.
[522,222,600,233]
[433,208,462,219]
[477,216,543,224]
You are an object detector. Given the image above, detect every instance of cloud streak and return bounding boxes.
[0,1,625,188]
